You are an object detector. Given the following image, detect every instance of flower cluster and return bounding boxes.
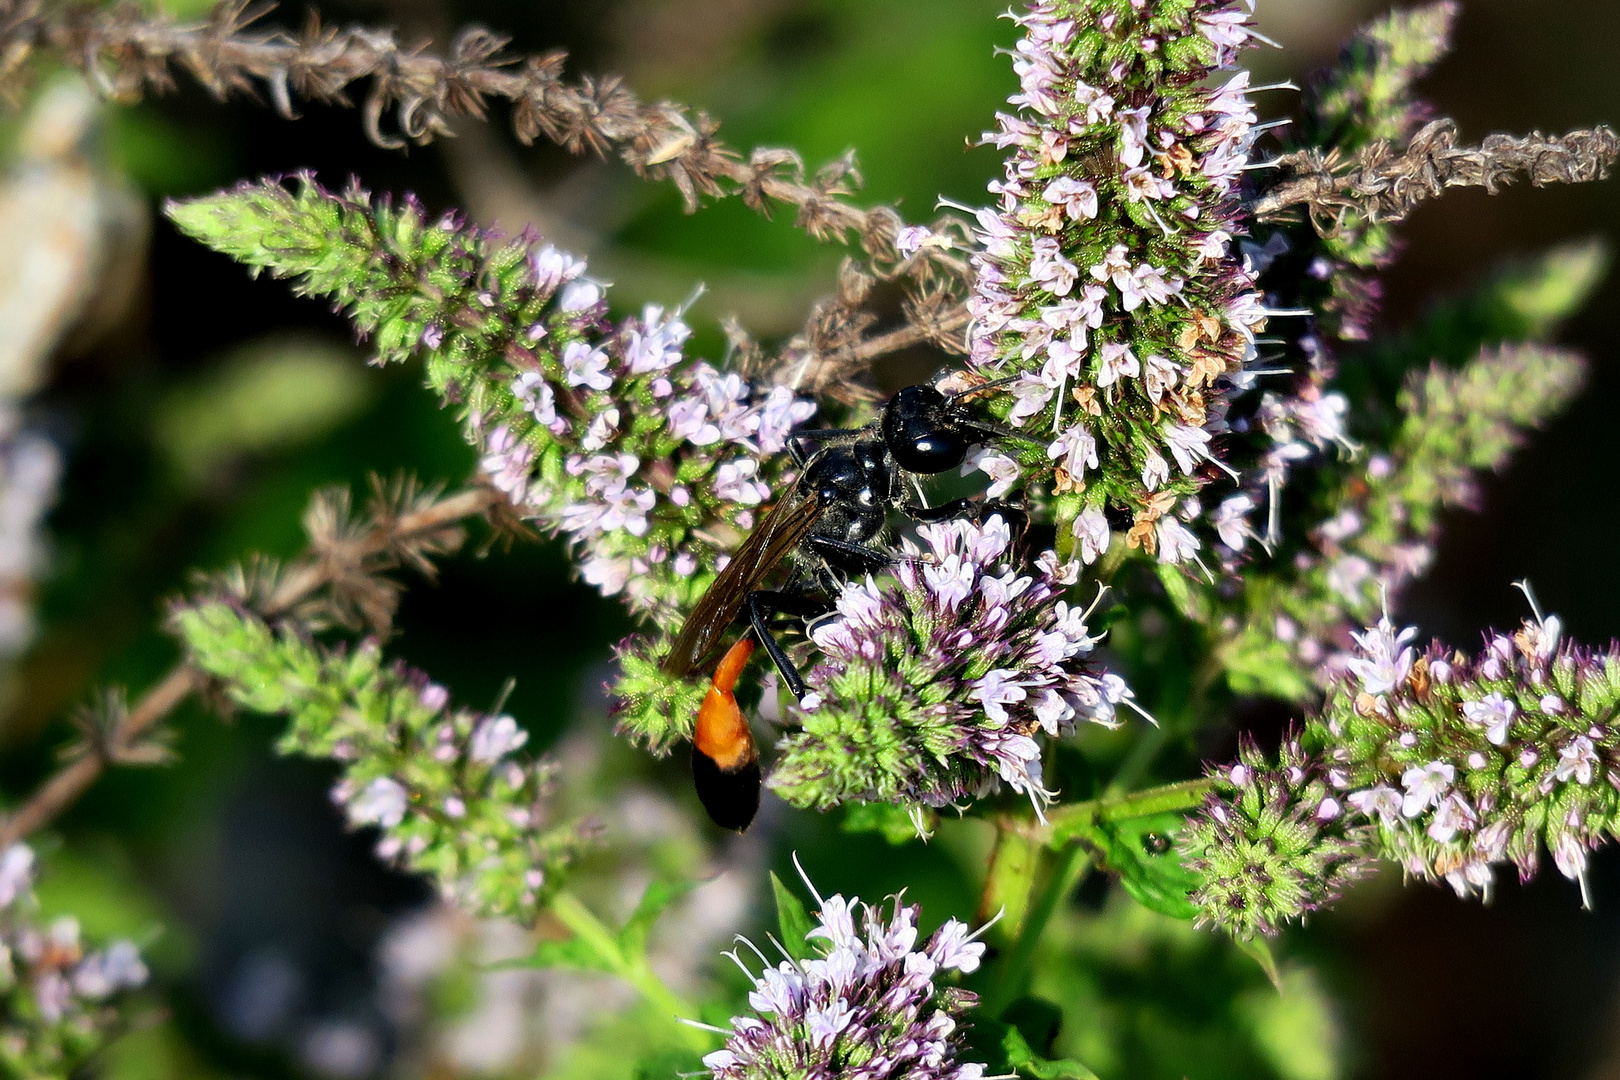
[704,888,987,1080]
[1192,605,1620,938]
[770,516,1135,811]
[0,844,148,1075]
[1218,343,1586,701]
[1314,609,1620,905]
[166,177,813,631]
[1182,736,1374,939]
[172,600,595,920]
[967,0,1265,561]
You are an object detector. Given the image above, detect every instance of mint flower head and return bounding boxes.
[1315,606,1620,907]
[1182,736,1375,939]
[703,883,988,1080]
[769,515,1136,812]
[968,0,1264,559]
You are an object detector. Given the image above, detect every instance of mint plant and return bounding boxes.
[0,0,1614,1076]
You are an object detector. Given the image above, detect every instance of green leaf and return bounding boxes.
[967,1013,1101,1080]
[841,801,931,844]
[769,872,816,963]
[619,880,694,964]
[1085,812,1200,921]
[523,936,611,973]
[1237,934,1284,992]
[1003,1027,1101,1080]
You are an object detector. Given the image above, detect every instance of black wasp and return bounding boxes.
[661,380,1025,831]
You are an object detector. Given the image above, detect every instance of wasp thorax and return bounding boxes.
[883,385,970,474]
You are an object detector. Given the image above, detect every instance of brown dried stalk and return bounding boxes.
[1254,119,1619,234]
[0,0,958,274]
[0,480,500,848]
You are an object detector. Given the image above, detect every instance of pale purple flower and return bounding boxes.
[1165,424,1214,475]
[530,244,586,293]
[1462,692,1517,746]
[1047,424,1099,480]
[1117,106,1151,168]
[562,341,614,391]
[72,941,148,999]
[1076,508,1111,564]
[470,715,529,763]
[1427,793,1478,843]
[1213,494,1255,551]
[558,278,603,312]
[1096,342,1140,388]
[510,372,557,426]
[1072,79,1115,125]
[1156,518,1201,565]
[1043,176,1098,220]
[966,449,1022,499]
[974,669,1029,723]
[1122,166,1175,202]
[1555,736,1599,785]
[1400,762,1454,818]
[623,305,690,374]
[1141,449,1170,491]
[1345,618,1418,696]
[1029,236,1079,296]
[348,777,409,828]
[0,843,34,907]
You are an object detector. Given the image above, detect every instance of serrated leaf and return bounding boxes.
[1086,812,1199,921]
[770,872,816,963]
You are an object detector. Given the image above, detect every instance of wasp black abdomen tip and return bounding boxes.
[692,746,761,832]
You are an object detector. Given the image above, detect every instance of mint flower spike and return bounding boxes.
[1192,594,1620,938]
[172,600,594,921]
[166,176,815,634]
[770,514,1138,815]
[701,871,990,1080]
[1318,601,1620,909]
[968,0,1265,561]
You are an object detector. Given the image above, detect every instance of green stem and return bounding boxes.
[1044,777,1215,847]
[977,821,1042,941]
[548,891,713,1054]
[984,844,1093,1016]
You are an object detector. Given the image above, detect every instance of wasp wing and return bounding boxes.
[661,480,823,679]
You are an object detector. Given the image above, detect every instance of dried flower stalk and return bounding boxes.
[0,480,498,848]
[1254,119,1619,234]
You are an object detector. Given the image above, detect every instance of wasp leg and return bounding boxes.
[744,590,831,700]
[902,497,1030,537]
[806,535,891,575]
[901,497,976,522]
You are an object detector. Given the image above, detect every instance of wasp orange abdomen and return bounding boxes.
[692,637,761,831]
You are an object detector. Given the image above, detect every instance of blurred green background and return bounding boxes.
[2,0,1619,1077]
